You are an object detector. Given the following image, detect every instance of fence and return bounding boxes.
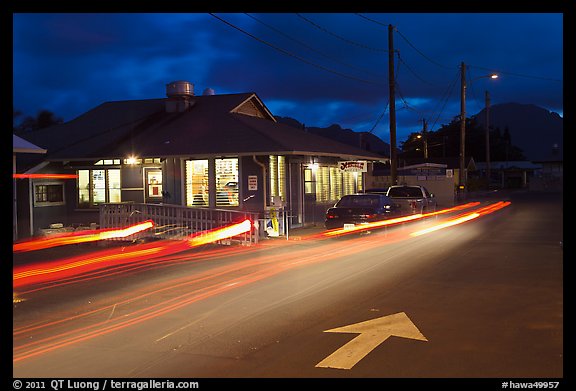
[99,202,260,245]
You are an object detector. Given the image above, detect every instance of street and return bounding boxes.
[13,191,563,380]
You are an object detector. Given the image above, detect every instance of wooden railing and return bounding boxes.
[99,202,260,245]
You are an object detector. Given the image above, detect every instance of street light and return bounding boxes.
[458,62,498,200]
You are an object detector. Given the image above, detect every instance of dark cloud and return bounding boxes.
[13,13,563,143]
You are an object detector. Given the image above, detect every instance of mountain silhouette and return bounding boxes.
[472,103,563,162]
[277,102,562,163]
[275,116,391,157]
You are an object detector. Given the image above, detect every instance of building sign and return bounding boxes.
[339,161,367,173]
[248,175,258,191]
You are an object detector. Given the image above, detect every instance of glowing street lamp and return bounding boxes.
[458,62,498,200]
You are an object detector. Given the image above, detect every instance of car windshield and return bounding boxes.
[336,195,381,208]
[387,187,423,198]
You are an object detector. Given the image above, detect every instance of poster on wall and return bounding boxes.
[248,175,258,191]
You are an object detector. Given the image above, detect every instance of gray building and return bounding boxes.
[15,81,386,239]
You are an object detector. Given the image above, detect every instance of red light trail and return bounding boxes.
[13,203,510,364]
[13,220,155,253]
[13,219,252,289]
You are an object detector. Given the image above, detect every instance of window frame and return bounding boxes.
[76,168,122,209]
[33,181,65,207]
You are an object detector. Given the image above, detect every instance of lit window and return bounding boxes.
[216,158,239,207]
[77,169,121,208]
[315,166,330,202]
[304,168,314,194]
[185,160,209,207]
[269,155,286,202]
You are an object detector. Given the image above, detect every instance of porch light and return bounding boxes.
[126,156,138,165]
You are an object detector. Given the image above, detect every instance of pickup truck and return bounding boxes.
[385,185,437,215]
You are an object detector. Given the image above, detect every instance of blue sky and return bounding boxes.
[12,12,563,143]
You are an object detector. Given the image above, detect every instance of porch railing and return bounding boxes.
[99,202,260,245]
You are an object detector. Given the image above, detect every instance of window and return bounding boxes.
[304,164,362,202]
[77,169,121,208]
[216,158,239,207]
[34,182,65,207]
[343,171,363,195]
[329,167,342,201]
[304,168,314,194]
[315,166,330,202]
[269,155,286,202]
[185,159,209,207]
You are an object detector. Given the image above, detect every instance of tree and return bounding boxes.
[13,109,63,135]
[399,117,525,161]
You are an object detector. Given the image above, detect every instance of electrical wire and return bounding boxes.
[244,13,384,79]
[468,64,562,82]
[209,13,386,87]
[295,13,389,52]
[354,13,455,70]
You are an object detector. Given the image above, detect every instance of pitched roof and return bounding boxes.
[13,134,47,154]
[25,93,383,161]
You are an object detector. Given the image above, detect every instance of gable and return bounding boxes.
[231,94,276,121]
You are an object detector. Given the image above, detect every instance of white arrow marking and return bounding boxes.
[315,312,427,370]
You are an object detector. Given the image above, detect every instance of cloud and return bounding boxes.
[13,12,563,144]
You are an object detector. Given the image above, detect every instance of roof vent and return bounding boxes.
[202,87,215,96]
[165,81,195,113]
[166,80,194,98]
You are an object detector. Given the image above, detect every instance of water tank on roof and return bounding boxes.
[202,87,215,96]
[166,80,194,98]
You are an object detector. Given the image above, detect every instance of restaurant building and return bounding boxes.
[15,81,387,238]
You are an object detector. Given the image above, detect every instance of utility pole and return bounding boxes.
[388,24,397,185]
[458,61,467,200]
[485,90,491,185]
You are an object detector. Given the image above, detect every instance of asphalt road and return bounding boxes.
[13,191,563,382]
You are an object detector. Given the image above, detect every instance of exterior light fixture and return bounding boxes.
[126,156,138,165]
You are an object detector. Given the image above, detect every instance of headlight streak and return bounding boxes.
[13,220,155,253]
[410,201,511,237]
[321,202,481,238]
[13,203,509,364]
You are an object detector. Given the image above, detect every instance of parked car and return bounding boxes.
[386,185,437,214]
[363,187,389,195]
[324,193,400,230]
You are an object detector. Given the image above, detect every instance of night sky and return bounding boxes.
[12,12,563,144]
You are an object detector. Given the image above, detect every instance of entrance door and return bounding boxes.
[288,162,303,228]
[144,168,163,203]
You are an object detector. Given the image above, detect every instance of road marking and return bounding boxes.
[316,312,427,370]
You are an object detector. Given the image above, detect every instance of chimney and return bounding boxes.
[165,81,195,112]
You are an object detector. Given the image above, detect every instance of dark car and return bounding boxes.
[324,193,399,230]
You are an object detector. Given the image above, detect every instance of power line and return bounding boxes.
[244,13,384,79]
[468,64,562,82]
[354,13,454,70]
[428,69,461,132]
[209,13,386,87]
[368,99,390,134]
[295,13,389,52]
[395,29,455,70]
[396,51,438,86]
